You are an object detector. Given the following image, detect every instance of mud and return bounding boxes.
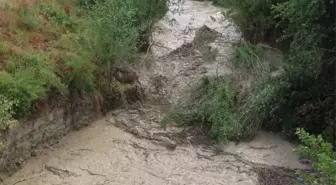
[2,0,309,185]
[0,95,102,176]
[1,106,306,185]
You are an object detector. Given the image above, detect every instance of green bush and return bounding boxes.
[0,95,19,130]
[86,0,167,64]
[164,77,248,142]
[237,81,278,135]
[231,41,277,77]
[217,0,284,44]
[76,0,106,7]
[61,54,96,94]
[221,0,335,142]
[87,0,139,64]
[294,128,336,185]
[19,8,39,30]
[0,53,66,117]
[39,4,76,30]
[0,71,48,117]
[0,0,168,130]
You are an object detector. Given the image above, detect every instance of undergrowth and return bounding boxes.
[0,0,168,129]
[86,0,167,64]
[230,41,281,78]
[294,128,336,185]
[212,0,335,145]
[214,0,284,45]
[163,76,250,143]
[164,0,335,152]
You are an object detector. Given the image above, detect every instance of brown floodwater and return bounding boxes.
[2,1,307,185]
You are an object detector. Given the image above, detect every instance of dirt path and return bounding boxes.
[2,1,308,185]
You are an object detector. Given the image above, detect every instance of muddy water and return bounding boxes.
[150,0,240,57]
[2,1,307,185]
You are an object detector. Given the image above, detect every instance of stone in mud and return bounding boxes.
[123,83,145,103]
[114,66,139,84]
[150,136,177,150]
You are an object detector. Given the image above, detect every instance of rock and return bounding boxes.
[151,136,177,150]
[210,15,216,22]
[114,67,139,84]
[31,149,38,157]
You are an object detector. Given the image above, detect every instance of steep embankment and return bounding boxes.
[2,1,309,185]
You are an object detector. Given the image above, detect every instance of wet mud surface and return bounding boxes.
[2,0,308,185]
[2,107,305,185]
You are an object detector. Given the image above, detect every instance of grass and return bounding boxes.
[162,38,285,143]
[230,41,282,79]
[19,8,39,30]
[0,0,168,129]
[163,76,252,143]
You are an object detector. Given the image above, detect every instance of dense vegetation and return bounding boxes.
[294,129,336,185]
[226,0,335,144]
[163,77,245,142]
[167,0,335,143]
[0,0,167,129]
[166,0,335,183]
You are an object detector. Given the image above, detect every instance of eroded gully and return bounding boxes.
[2,1,308,185]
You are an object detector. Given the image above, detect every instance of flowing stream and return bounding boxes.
[2,1,308,185]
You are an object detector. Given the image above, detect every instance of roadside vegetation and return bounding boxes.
[0,0,167,130]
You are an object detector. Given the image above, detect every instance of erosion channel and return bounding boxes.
[2,0,309,185]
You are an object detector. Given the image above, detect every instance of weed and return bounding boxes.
[230,41,279,79]
[61,53,95,94]
[0,41,10,53]
[0,0,13,11]
[1,52,66,117]
[19,8,39,30]
[39,4,76,30]
[217,0,335,144]
[86,0,167,64]
[76,0,105,7]
[0,94,19,130]
[164,76,248,143]
[294,128,336,185]
[216,0,283,44]
[0,0,168,128]
[237,80,278,135]
[87,0,139,64]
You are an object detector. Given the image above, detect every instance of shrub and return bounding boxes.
[163,77,248,142]
[237,80,279,135]
[0,95,19,130]
[19,7,39,30]
[87,0,139,64]
[86,0,167,64]
[217,0,284,44]
[266,0,334,138]
[0,41,10,53]
[76,0,106,7]
[230,41,278,78]
[294,128,336,185]
[0,71,47,117]
[61,53,96,94]
[39,4,76,30]
[221,0,335,142]
[0,0,169,129]
[1,53,66,117]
